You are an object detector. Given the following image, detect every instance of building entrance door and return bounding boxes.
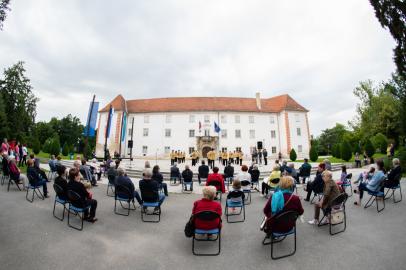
[202,146,211,158]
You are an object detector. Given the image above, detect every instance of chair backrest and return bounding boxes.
[241,180,251,187]
[329,193,348,208]
[67,190,83,207]
[108,174,116,185]
[270,210,299,232]
[270,178,280,184]
[208,180,222,191]
[53,183,65,197]
[228,190,244,200]
[115,184,132,199]
[79,168,88,180]
[141,189,159,203]
[194,211,221,226]
[346,173,352,180]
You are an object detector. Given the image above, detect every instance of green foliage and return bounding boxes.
[50,137,61,156]
[395,147,406,173]
[364,139,376,157]
[0,0,11,30]
[0,94,9,139]
[62,143,69,156]
[289,148,297,161]
[317,123,350,155]
[340,140,353,161]
[309,146,318,162]
[371,133,388,154]
[353,143,361,155]
[42,138,52,154]
[332,144,341,159]
[32,138,41,155]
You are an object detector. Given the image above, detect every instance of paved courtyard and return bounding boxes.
[0,170,405,270]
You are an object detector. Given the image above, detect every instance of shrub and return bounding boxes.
[309,146,318,162]
[340,140,352,161]
[62,143,69,156]
[289,148,297,162]
[396,147,406,173]
[50,137,61,156]
[42,138,52,154]
[371,133,388,154]
[364,139,375,157]
[32,138,41,155]
[353,143,361,155]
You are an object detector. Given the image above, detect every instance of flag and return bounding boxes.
[199,121,202,132]
[121,112,127,142]
[105,106,114,139]
[214,121,221,133]
[84,101,99,137]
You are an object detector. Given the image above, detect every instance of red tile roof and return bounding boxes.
[99,94,308,113]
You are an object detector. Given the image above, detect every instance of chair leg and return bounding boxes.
[376,196,385,213]
[53,200,66,221]
[26,188,33,203]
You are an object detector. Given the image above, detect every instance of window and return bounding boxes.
[128,128,133,136]
[189,115,195,123]
[271,147,277,154]
[297,128,301,136]
[249,130,255,139]
[189,129,195,138]
[143,128,149,137]
[271,130,276,138]
[236,147,241,152]
[298,145,303,153]
[270,116,275,124]
[221,129,227,138]
[295,114,300,122]
[142,146,148,155]
[189,147,195,154]
[249,115,255,124]
[235,115,240,123]
[235,129,241,138]
[165,129,171,137]
[144,115,149,123]
[204,129,210,136]
[204,115,210,123]
[221,115,227,124]
[166,115,172,123]
[164,146,170,154]
[221,147,227,152]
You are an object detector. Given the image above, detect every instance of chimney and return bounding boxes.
[255,92,262,110]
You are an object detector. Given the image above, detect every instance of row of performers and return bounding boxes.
[170,149,244,167]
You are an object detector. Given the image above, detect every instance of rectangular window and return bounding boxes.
[189,147,195,154]
[271,130,276,138]
[164,146,170,154]
[236,147,241,152]
[189,115,195,123]
[144,115,149,123]
[166,115,172,123]
[297,128,301,136]
[221,129,227,138]
[249,115,255,124]
[204,115,210,123]
[165,129,171,137]
[249,129,255,139]
[295,114,300,122]
[235,115,240,123]
[221,115,227,124]
[204,129,210,136]
[270,116,275,124]
[235,129,241,138]
[142,146,148,155]
[272,147,277,154]
[298,145,303,153]
[143,128,149,137]
[189,129,195,138]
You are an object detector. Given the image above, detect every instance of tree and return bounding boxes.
[32,137,41,155]
[289,148,297,162]
[332,144,341,158]
[42,138,52,154]
[62,143,69,156]
[371,133,388,154]
[353,143,361,155]
[0,94,9,138]
[309,146,318,162]
[0,62,38,140]
[50,137,61,156]
[340,140,352,162]
[0,0,10,30]
[364,139,376,157]
[34,121,56,145]
[317,123,350,155]
[369,1,406,78]
[395,147,406,173]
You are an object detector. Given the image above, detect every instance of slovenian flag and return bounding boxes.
[214,122,221,133]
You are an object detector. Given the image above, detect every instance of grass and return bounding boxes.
[293,153,387,164]
[28,149,82,161]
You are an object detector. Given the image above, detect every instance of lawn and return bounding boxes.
[28,149,82,161]
[293,153,387,164]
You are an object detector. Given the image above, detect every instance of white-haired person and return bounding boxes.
[354,159,386,206]
[115,167,142,205]
[192,186,222,230]
[139,168,165,213]
[383,158,402,189]
[308,170,341,225]
[8,156,29,188]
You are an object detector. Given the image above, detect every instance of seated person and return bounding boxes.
[237,165,252,191]
[354,160,386,206]
[198,160,209,184]
[139,168,165,212]
[262,165,281,196]
[384,158,402,189]
[107,160,120,184]
[280,160,288,173]
[206,167,225,193]
[9,156,29,188]
[48,155,57,172]
[192,186,222,230]
[304,163,326,202]
[227,179,245,205]
[223,162,234,183]
[89,158,102,181]
[30,154,48,182]
[354,167,375,184]
[27,159,49,197]
[115,168,142,205]
[182,165,194,191]
[298,158,312,184]
[80,159,97,186]
[263,176,304,233]
[170,163,181,184]
[54,165,68,200]
[308,170,341,225]
[152,165,168,196]
[336,165,348,186]
[288,163,299,184]
[67,168,98,223]
[249,164,260,188]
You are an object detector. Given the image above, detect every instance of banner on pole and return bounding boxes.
[84,101,99,137]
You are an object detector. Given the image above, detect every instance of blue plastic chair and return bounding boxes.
[67,190,91,230]
[241,180,252,205]
[384,174,402,203]
[26,183,44,203]
[192,211,222,256]
[114,184,136,216]
[225,194,245,223]
[364,181,386,213]
[341,173,353,196]
[53,184,68,221]
[140,190,162,223]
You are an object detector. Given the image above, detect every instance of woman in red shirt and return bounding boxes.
[192,186,222,230]
[206,167,225,193]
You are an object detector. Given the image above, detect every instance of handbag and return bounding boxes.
[261,194,294,233]
[330,207,345,225]
[184,216,194,238]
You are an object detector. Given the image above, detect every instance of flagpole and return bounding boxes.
[85,94,96,159]
[217,112,220,153]
[104,104,112,161]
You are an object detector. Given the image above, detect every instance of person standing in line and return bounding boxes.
[263,148,268,166]
[258,149,263,165]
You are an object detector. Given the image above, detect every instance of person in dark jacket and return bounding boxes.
[182,165,194,191]
[299,158,312,184]
[152,165,168,196]
[249,164,260,189]
[224,162,234,181]
[27,159,49,197]
[384,158,402,188]
[170,163,181,184]
[263,149,268,165]
[67,168,98,222]
[304,163,325,201]
[198,160,210,184]
[54,165,68,200]
[139,168,165,212]
[115,168,142,204]
[29,154,49,182]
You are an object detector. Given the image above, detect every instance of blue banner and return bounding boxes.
[106,106,114,139]
[121,112,127,142]
[214,121,221,133]
[84,101,99,137]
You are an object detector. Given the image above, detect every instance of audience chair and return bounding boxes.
[53,184,68,221]
[318,193,348,235]
[67,190,91,231]
[192,211,222,256]
[140,190,162,223]
[241,180,252,205]
[384,174,402,203]
[311,192,323,204]
[183,181,193,193]
[114,184,137,216]
[208,180,222,202]
[364,181,386,213]
[7,174,24,192]
[106,175,115,197]
[199,177,207,186]
[225,194,245,223]
[342,173,353,196]
[224,177,233,191]
[48,164,57,180]
[170,177,180,186]
[26,182,44,203]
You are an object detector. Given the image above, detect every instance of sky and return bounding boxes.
[0,0,396,136]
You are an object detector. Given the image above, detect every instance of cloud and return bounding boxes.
[0,0,396,135]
